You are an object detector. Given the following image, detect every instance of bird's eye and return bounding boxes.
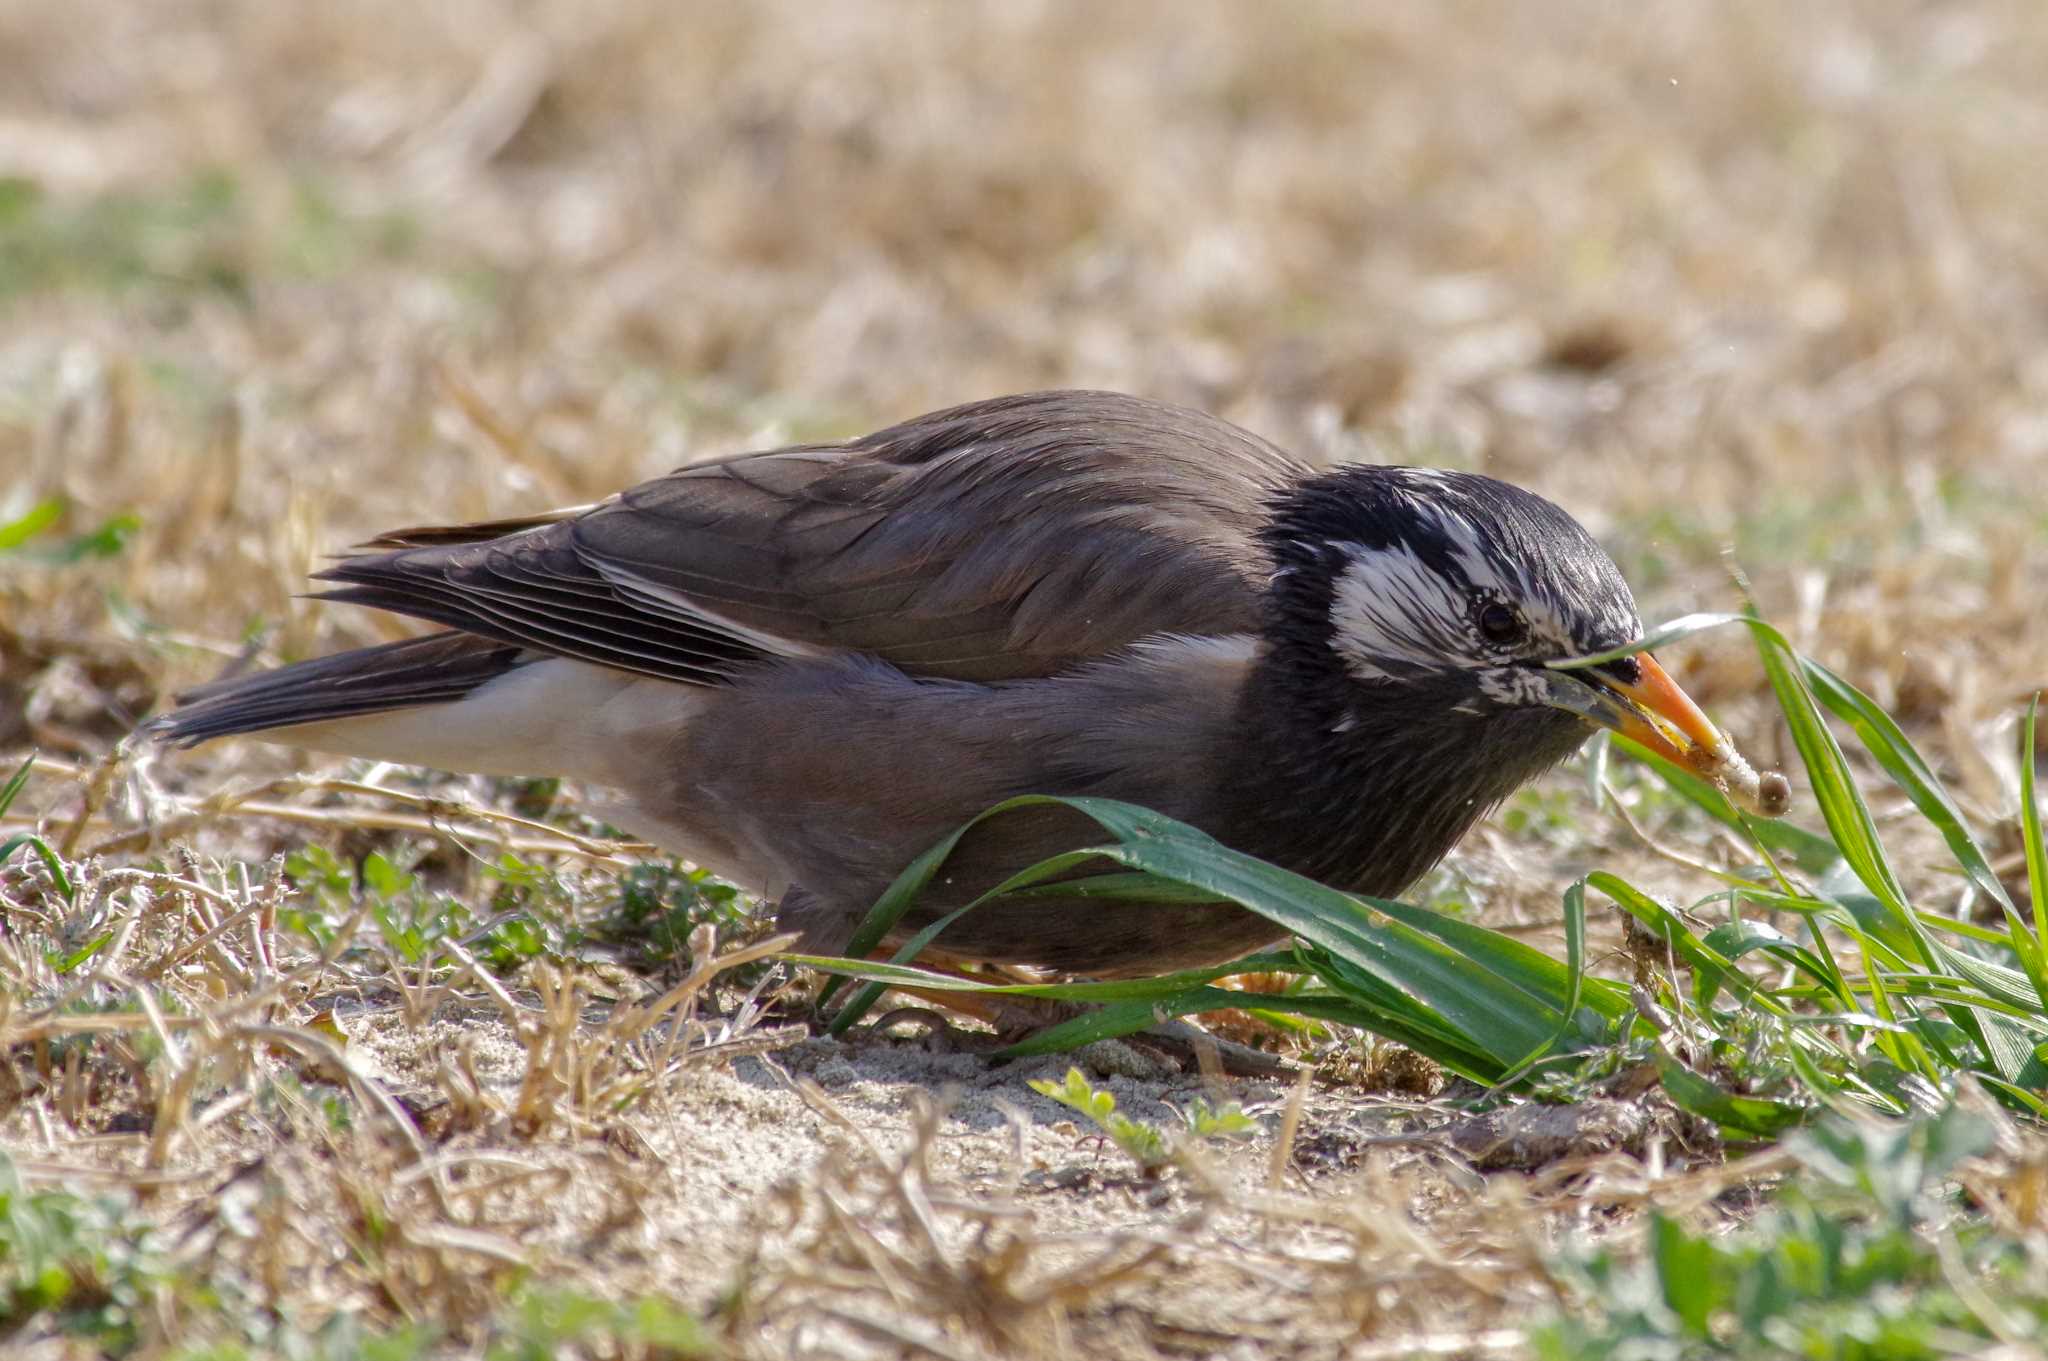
[1477,601,1526,646]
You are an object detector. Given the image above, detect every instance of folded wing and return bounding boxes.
[316,390,1304,684]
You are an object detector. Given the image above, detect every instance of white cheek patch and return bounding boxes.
[1328,545,1483,682]
[1328,472,1642,684]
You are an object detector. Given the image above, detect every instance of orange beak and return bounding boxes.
[1543,650,1726,766]
[1591,652,1728,765]
[1543,648,1784,814]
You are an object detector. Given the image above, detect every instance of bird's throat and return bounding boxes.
[1214,648,1584,899]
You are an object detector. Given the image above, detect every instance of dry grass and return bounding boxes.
[4,1,2048,1356]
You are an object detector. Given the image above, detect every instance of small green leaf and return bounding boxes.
[1182,1099,1258,1139]
[1655,1044,1805,1140]
[0,497,62,551]
[1651,1213,1723,1336]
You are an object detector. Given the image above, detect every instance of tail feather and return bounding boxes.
[149,631,525,748]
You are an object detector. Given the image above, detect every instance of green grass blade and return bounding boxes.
[0,831,73,902]
[823,843,1115,1031]
[1975,1075,2048,1119]
[1785,1042,1905,1118]
[791,953,1293,1003]
[814,794,1580,1074]
[2023,697,2047,968]
[816,813,986,1015]
[1085,835,1567,1063]
[0,753,33,818]
[0,496,62,551]
[999,872,1231,903]
[1586,872,1787,1017]
[1803,655,2013,913]
[1545,612,1749,670]
[1743,614,1916,934]
[1494,877,1592,1087]
[1358,892,1629,1020]
[1854,935,1939,1080]
[1697,919,1848,1008]
[1739,616,2018,1077]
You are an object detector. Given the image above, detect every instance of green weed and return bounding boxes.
[1534,1105,2028,1360]
[1027,1066,1255,1173]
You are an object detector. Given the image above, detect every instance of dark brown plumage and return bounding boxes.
[153,390,1753,974]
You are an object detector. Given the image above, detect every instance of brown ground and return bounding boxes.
[3,2,2047,1357]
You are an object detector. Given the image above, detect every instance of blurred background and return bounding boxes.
[1,0,2044,797]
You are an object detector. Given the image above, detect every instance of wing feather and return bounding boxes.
[313,391,1303,685]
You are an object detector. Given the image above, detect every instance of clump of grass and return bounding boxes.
[0,1143,715,1360]
[0,752,792,1357]
[1533,1102,2034,1360]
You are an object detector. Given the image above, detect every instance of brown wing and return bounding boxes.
[314,390,1305,684]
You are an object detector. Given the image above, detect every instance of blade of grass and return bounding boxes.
[0,497,62,551]
[1803,656,2014,913]
[0,753,33,817]
[790,952,1300,1003]
[815,795,1613,1076]
[0,831,74,902]
[1698,919,1849,1009]
[1745,612,2025,1081]
[1080,831,1569,1062]
[1587,871,1788,1018]
[1744,613,1916,933]
[1361,890,1629,1021]
[1975,1075,2048,1119]
[1493,876,1591,1088]
[2022,697,2047,968]
[1545,611,1749,670]
[824,842,1126,1031]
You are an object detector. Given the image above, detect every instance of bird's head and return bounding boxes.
[1260,465,1730,775]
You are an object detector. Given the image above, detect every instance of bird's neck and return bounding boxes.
[1214,643,1580,897]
